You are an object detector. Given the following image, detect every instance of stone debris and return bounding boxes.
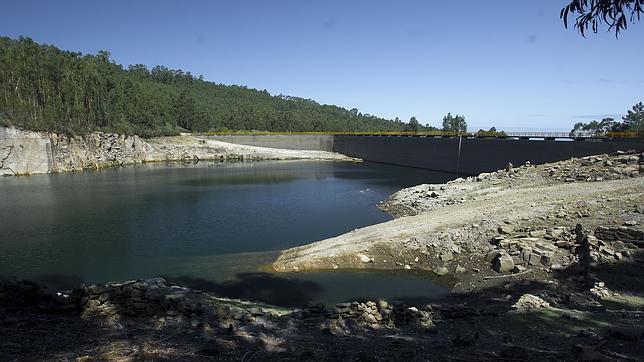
[511,294,550,311]
[542,152,641,183]
[1,277,436,333]
[382,151,642,219]
[594,226,643,247]
[490,230,570,270]
[492,254,515,273]
[484,221,642,274]
[324,300,433,330]
[589,282,613,298]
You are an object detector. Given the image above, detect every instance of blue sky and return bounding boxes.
[1,0,642,131]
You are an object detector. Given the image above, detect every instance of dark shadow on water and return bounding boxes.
[166,272,325,307]
[29,274,85,292]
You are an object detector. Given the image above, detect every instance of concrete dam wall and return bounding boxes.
[201,134,643,174]
[333,136,644,175]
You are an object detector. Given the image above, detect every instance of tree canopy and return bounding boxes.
[570,101,643,136]
[621,101,644,132]
[441,113,467,133]
[561,0,643,37]
[0,36,433,137]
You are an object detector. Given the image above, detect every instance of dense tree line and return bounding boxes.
[0,37,433,137]
[570,102,643,136]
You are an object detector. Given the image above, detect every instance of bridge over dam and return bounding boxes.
[206,133,643,175]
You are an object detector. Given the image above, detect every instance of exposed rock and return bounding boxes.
[511,294,550,311]
[0,126,355,176]
[498,225,514,235]
[493,255,515,273]
[434,266,449,276]
[438,252,453,262]
[594,226,643,247]
[357,254,373,263]
[486,250,503,262]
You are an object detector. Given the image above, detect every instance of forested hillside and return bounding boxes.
[0,37,428,137]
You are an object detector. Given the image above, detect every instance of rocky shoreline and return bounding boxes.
[0,126,356,176]
[272,151,642,279]
[1,151,643,360]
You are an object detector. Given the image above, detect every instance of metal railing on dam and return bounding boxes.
[200,132,643,175]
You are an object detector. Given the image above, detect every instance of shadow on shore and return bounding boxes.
[166,272,324,308]
[1,249,643,360]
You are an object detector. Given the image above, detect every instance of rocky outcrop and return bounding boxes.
[0,127,157,175]
[272,151,643,282]
[0,277,434,332]
[485,224,641,276]
[294,300,434,331]
[511,294,550,311]
[543,152,641,182]
[48,131,151,173]
[0,126,356,176]
[595,225,644,247]
[0,127,51,175]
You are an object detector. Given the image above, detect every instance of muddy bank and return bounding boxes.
[0,126,357,176]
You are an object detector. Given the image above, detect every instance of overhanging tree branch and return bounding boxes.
[561,0,643,37]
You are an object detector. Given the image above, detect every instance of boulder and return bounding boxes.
[438,252,453,262]
[498,225,514,235]
[512,294,550,311]
[357,254,373,263]
[493,255,515,273]
[486,250,503,262]
[433,266,449,276]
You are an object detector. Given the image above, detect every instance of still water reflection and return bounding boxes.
[0,160,455,305]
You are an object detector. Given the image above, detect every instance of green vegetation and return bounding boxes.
[0,36,435,137]
[476,127,507,137]
[570,101,643,137]
[441,113,467,133]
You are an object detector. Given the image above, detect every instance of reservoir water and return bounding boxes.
[0,160,456,306]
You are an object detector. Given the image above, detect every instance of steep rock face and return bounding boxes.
[0,127,51,176]
[48,132,151,172]
[0,126,355,176]
[0,127,151,175]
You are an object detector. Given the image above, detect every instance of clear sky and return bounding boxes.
[1,0,642,131]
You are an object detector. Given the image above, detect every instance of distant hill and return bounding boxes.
[0,36,430,137]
